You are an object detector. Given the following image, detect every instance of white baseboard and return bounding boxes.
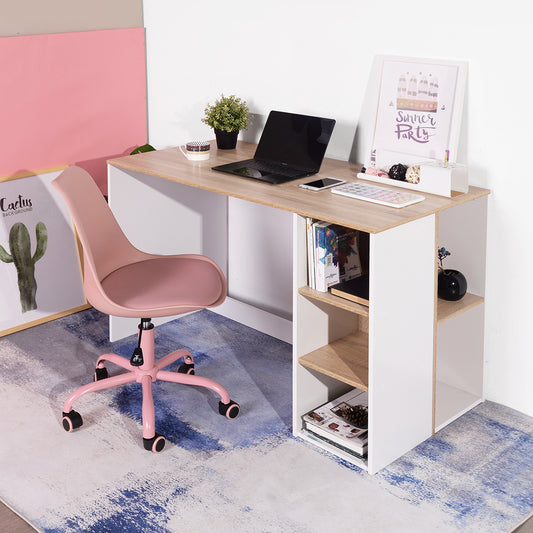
[212,298,292,344]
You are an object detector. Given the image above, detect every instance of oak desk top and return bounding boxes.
[108,141,490,234]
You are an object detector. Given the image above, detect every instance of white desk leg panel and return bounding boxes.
[107,165,228,341]
[368,214,435,474]
[227,197,293,322]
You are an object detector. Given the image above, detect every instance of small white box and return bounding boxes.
[361,148,469,197]
[359,161,468,198]
[419,162,468,196]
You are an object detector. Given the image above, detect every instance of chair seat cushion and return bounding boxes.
[100,256,225,315]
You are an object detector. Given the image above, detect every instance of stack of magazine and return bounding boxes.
[302,388,368,460]
[306,219,362,292]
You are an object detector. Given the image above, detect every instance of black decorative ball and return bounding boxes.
[389,163,408,181]
[438,269,467,301]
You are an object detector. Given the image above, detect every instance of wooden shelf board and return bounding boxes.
[298,286,369,317]
[300,288,483,325]
[437,292,484,325]
[298,331,369,390]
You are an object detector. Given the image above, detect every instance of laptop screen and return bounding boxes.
[254,111,336,173]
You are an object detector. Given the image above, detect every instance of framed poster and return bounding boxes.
[368,55,467,170]
[0,167,88,337]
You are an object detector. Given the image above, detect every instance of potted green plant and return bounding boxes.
[202,94,251,149]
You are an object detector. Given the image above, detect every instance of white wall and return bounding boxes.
[143,0,533,418]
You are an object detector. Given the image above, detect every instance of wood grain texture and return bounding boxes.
[109,142,490,234]
[437,293,484,324]
[298,286,369,317]
[298,331,369,390]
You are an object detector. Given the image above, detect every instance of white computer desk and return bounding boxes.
[107,140,490,474]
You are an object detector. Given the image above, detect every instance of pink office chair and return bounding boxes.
[52,166,239,452]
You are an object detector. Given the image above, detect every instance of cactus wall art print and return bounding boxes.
[0,221,48,312]
[0,169,86,337]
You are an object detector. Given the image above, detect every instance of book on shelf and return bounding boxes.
[329,273,369,306]
[302,388,369,456]
[305,429,367,462]
[310,221,362,292]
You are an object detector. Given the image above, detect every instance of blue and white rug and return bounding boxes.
[0,309,531,533]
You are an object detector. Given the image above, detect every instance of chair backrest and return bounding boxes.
[52,166,145,285]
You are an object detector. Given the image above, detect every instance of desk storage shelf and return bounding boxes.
[293,194,488,474]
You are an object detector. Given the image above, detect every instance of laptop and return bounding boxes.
[211,110,336,184]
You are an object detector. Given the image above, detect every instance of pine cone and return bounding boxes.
[336,404,368,429]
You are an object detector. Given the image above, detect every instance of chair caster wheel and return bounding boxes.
[219,400,240,419]
[143,433,166,453]
[177,363,195,375]
[62,410,83,432]
[94,367,109,381]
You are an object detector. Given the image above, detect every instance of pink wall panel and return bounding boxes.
[0,28,147,193]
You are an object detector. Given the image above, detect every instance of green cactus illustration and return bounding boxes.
[0,222,48,312]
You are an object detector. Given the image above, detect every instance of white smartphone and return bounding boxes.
[299,177,345,191]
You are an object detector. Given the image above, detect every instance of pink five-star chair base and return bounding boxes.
[61,320,240,452]
[53,166,239,453]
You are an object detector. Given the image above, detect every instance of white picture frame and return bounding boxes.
[0,167,88,337]
[367,55,468,170]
